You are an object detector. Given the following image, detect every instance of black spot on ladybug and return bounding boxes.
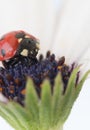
[15,32,25,39]
[1,49,6,57]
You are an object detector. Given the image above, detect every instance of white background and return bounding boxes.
[0,0,90,130]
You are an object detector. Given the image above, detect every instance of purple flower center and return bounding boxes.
[0,51,78,105]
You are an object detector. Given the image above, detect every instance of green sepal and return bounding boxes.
[6,102,31,130]
[56,67,80,123]
[25,78,39,123]
[74,70,90,99]
[51,74,63,126]
[60,69,90,123]
[55,68,90,124]
[39,79,52,129]
[0,102,23,130]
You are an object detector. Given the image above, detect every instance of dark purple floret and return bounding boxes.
[0,51,78,105]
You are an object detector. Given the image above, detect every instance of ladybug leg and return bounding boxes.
[2,55,38,69]
[2,56,21,69]
[28,57,38,65]
[2,61,11,69]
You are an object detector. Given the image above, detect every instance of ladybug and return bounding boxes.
[0,30,40,68]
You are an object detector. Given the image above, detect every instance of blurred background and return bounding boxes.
[0,0,90,129]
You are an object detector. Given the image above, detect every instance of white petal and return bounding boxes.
[0,117,14,130]
[51,0,90,65]
[0,0,59,55]
[0,93,8,103]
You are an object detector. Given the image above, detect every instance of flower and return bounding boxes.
[0,50,89,130]
[0,0,90,130]
[0,52,73,104]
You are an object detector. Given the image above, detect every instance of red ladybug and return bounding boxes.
[0,30,40,68]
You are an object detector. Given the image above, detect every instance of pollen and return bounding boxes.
[0,87,2,92]
[21,89,26,95]
[57,66,62,70]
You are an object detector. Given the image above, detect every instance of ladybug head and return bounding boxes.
[16,33,40,58]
